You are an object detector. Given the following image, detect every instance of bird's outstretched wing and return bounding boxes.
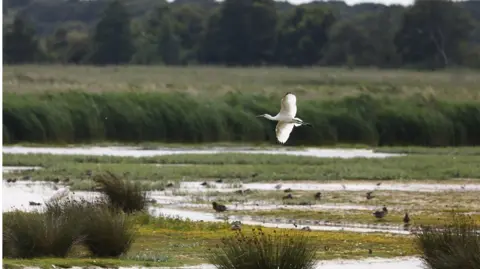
[276,122,295,144]
[279,93,297,118]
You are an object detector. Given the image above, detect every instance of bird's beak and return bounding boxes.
[256,115,263,118]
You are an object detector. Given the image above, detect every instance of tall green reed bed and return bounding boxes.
[3,91,480,146]
[416,214,480,269]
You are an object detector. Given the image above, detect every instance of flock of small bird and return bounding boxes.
[210,180,413,231]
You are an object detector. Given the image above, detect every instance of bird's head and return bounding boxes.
[256,114,268,118]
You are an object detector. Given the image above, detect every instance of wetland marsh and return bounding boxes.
[3,145,480,268]
[3,65,480,268]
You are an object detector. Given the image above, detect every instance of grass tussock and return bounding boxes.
[206,228,318,269]
[3,198,137,259]
[3,210,84,258]
[3,91,480,146]
[416,214,480,269]
[83,205,137,257]
[93,171,147,213]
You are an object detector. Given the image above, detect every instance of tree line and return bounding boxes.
[3,0,480,69]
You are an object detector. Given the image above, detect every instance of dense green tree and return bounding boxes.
[65,31,90,64]
[3,0,480,68]
[172,5,207,63]
[198,10,223,64]
[132,4,181,65]
[88,0,134,65]
[323,19,374,67]
[276,5,335,66]
[324,6,402,67]
[3,14,39,63]
[46,27,69,62]
[201,0,278,65]
[395,0,475,69]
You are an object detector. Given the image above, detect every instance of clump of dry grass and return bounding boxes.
[3,197,138,259]
[93,171,148,213]
[3,210,84,258]
[416,214,480,269]
[206,227,318,269]
[82,204,137,257]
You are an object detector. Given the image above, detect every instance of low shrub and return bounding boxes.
[206,228,318,269]
[3,197,137,258]
[93,171,148,213]
[416,214,480,269]
[44,197,99,219]
[3,210,83,258]
[82,205,137,257]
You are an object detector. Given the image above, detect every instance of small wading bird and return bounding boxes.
[373,206,388,219]
[403,212,410,224]
[212,202,227,212]
[256,92,312,144]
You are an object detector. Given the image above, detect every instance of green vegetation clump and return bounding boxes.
[206,228,318,269]
[416,214,480,269]
[3,91,480,146]
[82,204,137,257]
[93,171,148,213]
[3,198,137,259]
[3,210,83,258]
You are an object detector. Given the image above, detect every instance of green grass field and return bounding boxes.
[3,153,480,190]
[4,65,480,100]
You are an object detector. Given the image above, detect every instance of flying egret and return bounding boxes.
[256,92,312,144]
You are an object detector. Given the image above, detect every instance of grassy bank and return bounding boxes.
[4,65,480,99]
[2,213,417,268]
[4,90,480,146]
[4,154,480,189]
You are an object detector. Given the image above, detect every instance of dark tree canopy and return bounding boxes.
[3,14,39,63]
[3,0,480,68]
[89,0,134,65]
[395,0,475,68]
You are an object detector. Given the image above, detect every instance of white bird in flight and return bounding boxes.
[256,92,312,144]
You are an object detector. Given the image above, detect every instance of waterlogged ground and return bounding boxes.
[2,145,403,158]
[5,257,426,269]
[3,145,480,268]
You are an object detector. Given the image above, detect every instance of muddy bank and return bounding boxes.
[19,256,424,269]
[148,207,412,235]
[3,166,43,173]
[179,181,480,192]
